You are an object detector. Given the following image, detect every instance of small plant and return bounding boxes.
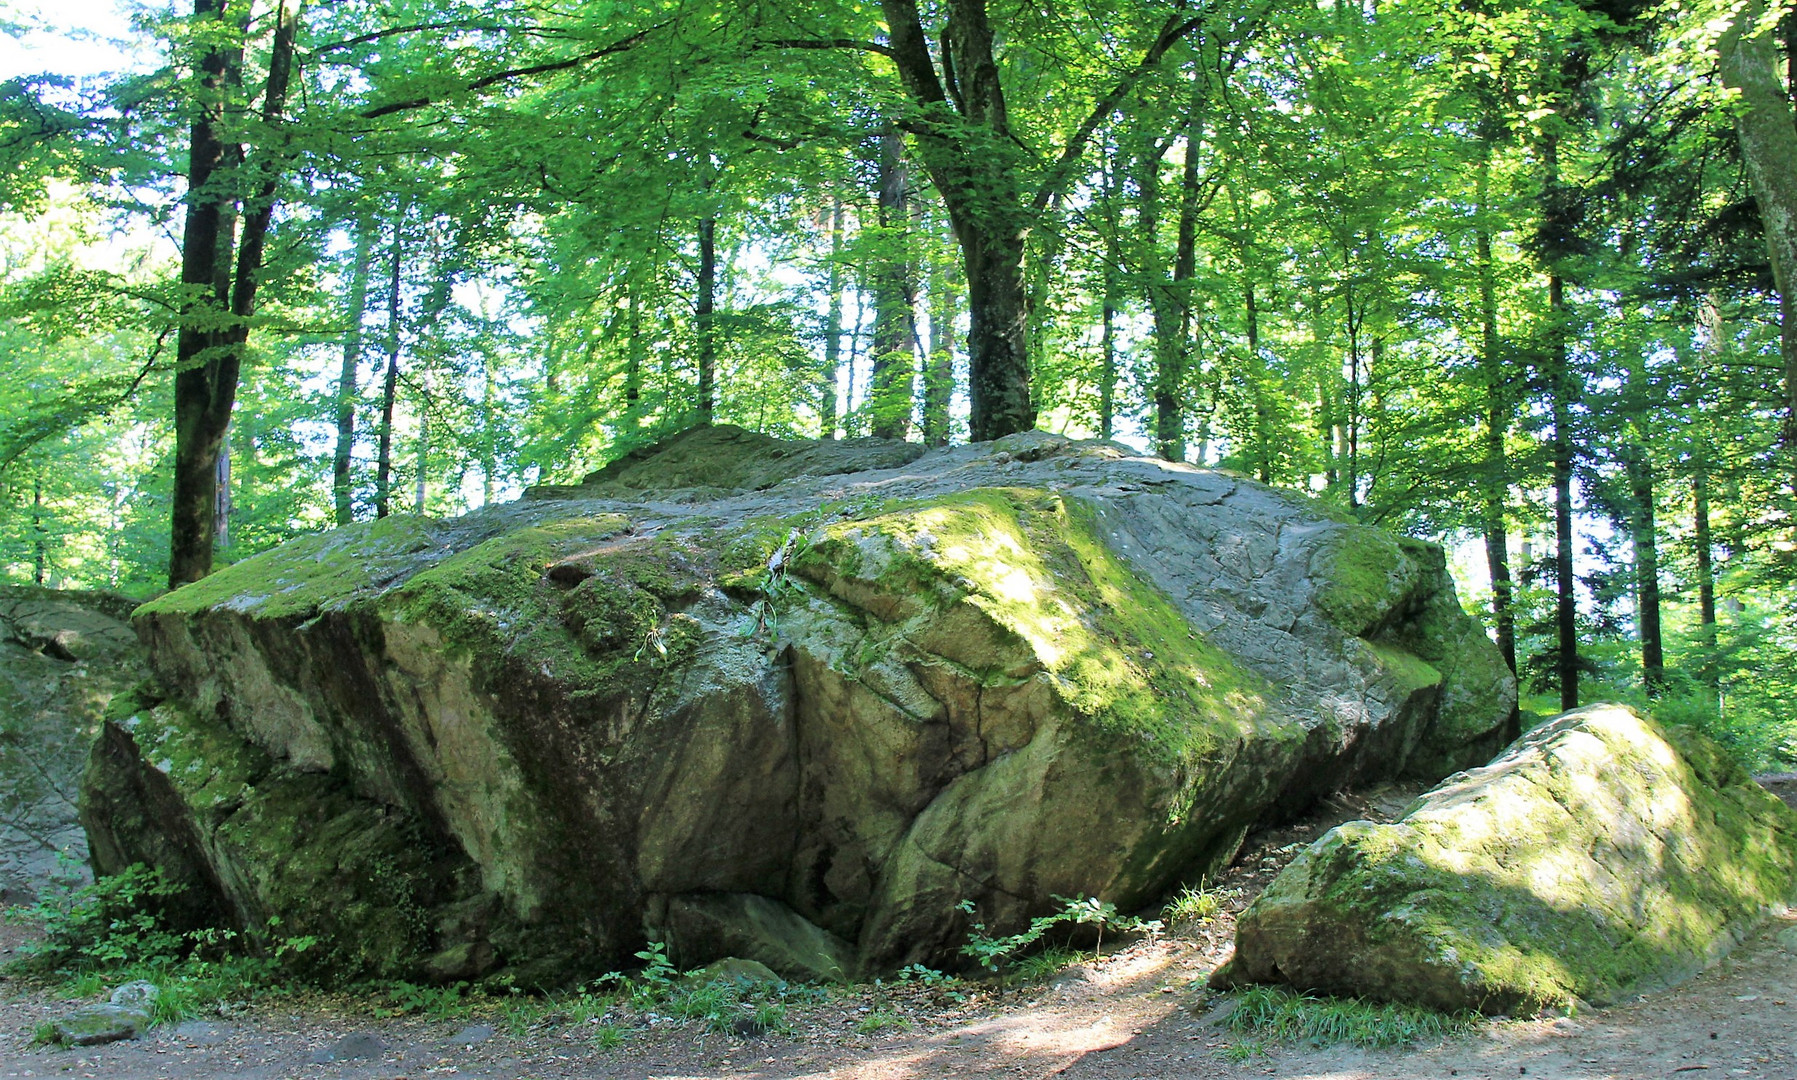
[593,1023,627,1049]
[1162,881,1236,926]
[855,1006,909,1034]
[1225,984,1481,1049]
[1219,1037,1270,1061]
[4,863,185,975]
[956,895,1160,992]
[892,963,952,987]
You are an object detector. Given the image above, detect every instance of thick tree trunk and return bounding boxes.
[168,0,301,586]
[869,127,916,439]
[213,429,230,553]
[1719,0,1797,467]
[333,219,372,526]
[696,217,716,425]
[375,223,402,519]
[960,229,1032,441]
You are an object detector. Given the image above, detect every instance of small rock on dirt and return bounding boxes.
[309,1031,387,1062]
[52,1004,149,1046]
[1778,925,1797,953]
[450,1023,495,1046]
[108,979,159,1009]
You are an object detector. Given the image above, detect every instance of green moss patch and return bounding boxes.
[794,488,1277,765]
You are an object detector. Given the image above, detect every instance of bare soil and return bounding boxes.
[5,781,1793,1080]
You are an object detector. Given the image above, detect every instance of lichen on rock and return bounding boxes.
[86,426,1517,984]
[1213,703,1797,1015]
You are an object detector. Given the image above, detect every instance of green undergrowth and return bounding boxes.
[1224,984,1482,1049]
[3,864,819,1045]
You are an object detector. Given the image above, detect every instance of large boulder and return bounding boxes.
[1213,703,1797,1015]
[84,427,1515,982]
[0,588,144,902]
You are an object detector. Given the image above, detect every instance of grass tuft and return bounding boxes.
[1225,984,1481,1049]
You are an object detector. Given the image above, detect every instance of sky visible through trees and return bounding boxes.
[2,0,1796,764]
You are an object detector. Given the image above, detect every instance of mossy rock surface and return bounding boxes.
[91,427,1515,983]
[1215,703,1797,1015]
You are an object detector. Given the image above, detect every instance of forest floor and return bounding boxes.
[3,778,1794,1080]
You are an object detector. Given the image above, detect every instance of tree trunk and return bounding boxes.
[1719,0,1797,468]
[1550,268,1578,711]
[213,428,231,554]
[168,0,302,587]
[1624,444,1664,692]
[333,219,372,526]
[1099,150,1120,442]
[1476,169,1516,672]
[696,217,716,425]
[375,221,402,520]
[922,255,954,446]
[31,478,45,586]
[822,198,845,439]
[624,267,646,422]
[869,126,916,439]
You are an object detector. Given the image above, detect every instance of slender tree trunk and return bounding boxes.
[1477,215,1517,673]
[1345,287,1362,509]
[333,219,372,526]
[1719,0,1797,469]
[625,267,646,421]
[481,358,497,506]
[413,371,430,513]
[1624,445,1664,692]
[1247,282,1273,484]
[922,255,954,446]
[375,221,402,519]
[214,427,230,553]
[821,198,845,439]
[1542,119,1580,711]
[696,217,716,425]
[869,127,916,439]
[1099,152,1120,442]
[31,479,45,586]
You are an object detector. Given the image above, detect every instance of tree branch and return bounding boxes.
[1031,9,1206,213]
[360,26,659,120]
[762,38,896,59]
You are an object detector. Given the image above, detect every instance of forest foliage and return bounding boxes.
[1,0,1795,768]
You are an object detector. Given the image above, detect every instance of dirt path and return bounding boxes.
[5,783,1793,1080]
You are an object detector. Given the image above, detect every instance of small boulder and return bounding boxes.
[682,957,785,989]
[651,892,854,982]
[51,1004,149,1046]
[1214,704,1797,1015]
[309,1031,387,1063]
[108,979,160,1009]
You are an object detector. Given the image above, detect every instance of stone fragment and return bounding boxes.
[1215,704,1797,1015]
[310,1031,386,1063]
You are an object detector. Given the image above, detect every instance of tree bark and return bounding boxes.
[922,255,954,446]
[869,126,916,439]
[375,220,402,519]
[1624,443,1664,692]
[31,478,45,586]
[1719,0,1797,467]
[1476,168,1517,672]
[168,0,302,586]
[333,218,372,526]
[1099,150,1120,441]
[696,217,716,425]
[821,198,845,439]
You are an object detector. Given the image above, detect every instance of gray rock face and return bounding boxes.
[1215,704,1797,1015]
[0,588,144,901]
[84,428,1516,984]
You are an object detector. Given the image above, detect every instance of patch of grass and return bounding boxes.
[855,1007,909,1034]
[1225,984,1481,1049]
[593,1023,628,1048]
[1219,1037,1270,1061]
[1162,881,1237,926]
[1009,946,1083,983]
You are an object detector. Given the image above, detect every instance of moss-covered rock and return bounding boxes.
[90,428,1515,983]
[1214,704,1797,1015]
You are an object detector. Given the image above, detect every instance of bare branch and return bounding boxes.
[360,25,660,120]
